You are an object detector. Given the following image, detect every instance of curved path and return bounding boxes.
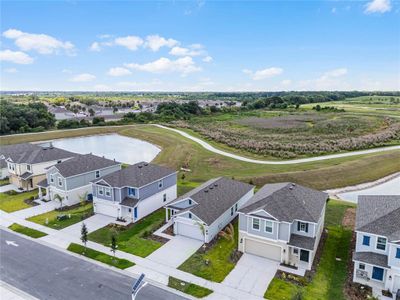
[155,125,400,165]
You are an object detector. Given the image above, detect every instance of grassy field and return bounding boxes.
[264,200,355,300]
[0,190,38,212]
[27,202,93,229]
[8,223,47,238]
[88,209,165,257]
[179,221,238,282]
[168,277,213,298]
[67,243,134,269]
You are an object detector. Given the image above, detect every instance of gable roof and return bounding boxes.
[6,146,75,164]
[0,143,42,167]
[170,177,254,225]
[94,162,176,188]
[49,154,120,178]
[239,183,328,223]
[356,195,400,242]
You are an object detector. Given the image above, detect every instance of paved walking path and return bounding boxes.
[155,125,400,165]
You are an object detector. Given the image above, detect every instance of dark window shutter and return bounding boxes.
[297,222,300,231]
[305,223,309,233]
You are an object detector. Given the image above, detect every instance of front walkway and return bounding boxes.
[11,201,58,219]
[146,235,203,268]
[222,254,279,297]
[59,214,115,236]
[0,184,20,193]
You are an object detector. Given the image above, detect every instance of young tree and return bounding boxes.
[81,223,88,253]
[88,108,95,117]
[54,194,64,210]
[110,234,117,261]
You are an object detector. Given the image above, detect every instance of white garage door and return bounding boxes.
[245,239,281,261]
[95,202,118,218]
[176,221,204,241]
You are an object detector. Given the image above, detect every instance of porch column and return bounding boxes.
[38,187,43,199]
[165,208,169,222]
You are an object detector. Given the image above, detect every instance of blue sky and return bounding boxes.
[1,0,399,91]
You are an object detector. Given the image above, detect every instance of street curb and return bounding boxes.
[0,280,39,300]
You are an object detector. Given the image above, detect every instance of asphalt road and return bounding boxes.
[0,229,187,300]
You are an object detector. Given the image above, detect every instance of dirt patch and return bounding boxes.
[342,208,356,229]
[24,198,39,207]
[162,224,175,236]
[205,157,222,168]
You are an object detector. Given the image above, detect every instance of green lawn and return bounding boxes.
[168,277,213,298]
[27,202,93,229]
[0,178,9,186]
[8,223,47,238]
[88,209,165,258]
[178,220,238,283]
[264,200,354,300]
[0,190,38,212]
[67,243,134,269]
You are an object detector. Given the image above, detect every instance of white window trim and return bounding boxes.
[376,236,387,251]
[292,247,299,256]
[128,187,136,197]
[358,263,365,270]
[299,222,308,233]
[264,220,273,233]
[58,177,63,187]
[104,187,111,197]
[371,266,385,282]
[252,218,260,231]
[27,164,31,171]
[50,174,54,183]
[98,186,104,195]
[95,170,100,178]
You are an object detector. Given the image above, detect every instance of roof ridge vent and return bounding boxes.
[209,186,214,190]
[144,163,148,166]
[214,183,218,187]
[138,165,143,168]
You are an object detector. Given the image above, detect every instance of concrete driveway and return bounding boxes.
[222,254,279,297]
[59,214,115,236]
[11,201,58,219]
[0,184,20,193]
[147,236,203,268]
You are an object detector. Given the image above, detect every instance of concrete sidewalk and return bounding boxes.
[11,201,58,219]
[0,281,38,300]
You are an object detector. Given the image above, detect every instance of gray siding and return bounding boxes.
[291,221,316,238]
[279,223,290,241]
[239,213,248,231]
[138,173,177,200]
[47,169,66,191]
[92,184,114,201]
[66,165,120,190]
[246,215,278,240]
[171,198,193,209]
[388,244,400,268]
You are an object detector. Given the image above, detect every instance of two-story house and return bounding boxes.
[91,162,177,222]
[353,195,400,295]
[165,177,254,243]
[5,144,75,191]
[238,182,328,271]
[37,154,121,206]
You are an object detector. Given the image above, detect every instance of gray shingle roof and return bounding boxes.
[95,162,176,188]
[0,143,42,168]
[50,154,120,178]
[353,251,389,268]
[120,197,139,208]
[171,177,254,225]
[20,172,34,180]
[37,179,49,188]
[239,183,328,223]
[288,234,316,251]
[356,195,400,242]
[6,146,75,164]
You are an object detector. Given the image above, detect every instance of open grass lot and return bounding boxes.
[176,110,400,159]
[168,277,213,298]
[179,220,238,282]
[88,209,165,258]
[265,200,355,300]
[1,125,399,191]
[27,202,93,230]
[8,223,47,238]
[67,243,134,269]
[0,190,38,212]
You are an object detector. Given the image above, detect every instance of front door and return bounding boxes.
[134,207,138,220]
[372,267,384,281]
[300,249,310,262]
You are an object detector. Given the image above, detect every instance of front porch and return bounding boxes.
[37,179,50,201]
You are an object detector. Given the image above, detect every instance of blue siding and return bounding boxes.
[138,173,177,200]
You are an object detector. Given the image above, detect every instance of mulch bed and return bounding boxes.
[24,198,39,207]
[342,208,356,229]
[162,224,175,236]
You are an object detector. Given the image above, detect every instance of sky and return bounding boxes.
[1,0,399,92]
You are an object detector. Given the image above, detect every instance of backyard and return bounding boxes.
[0,190,39,212]
[27,202,93,229]
[87,209,166,257]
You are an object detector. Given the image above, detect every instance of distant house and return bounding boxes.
[165,177,254,243]
[353,195,400,295]
[238,183,328,270]
[37,154,121,206]
[5,144,75,191]
[91,162,177,223]
[0,143,42,180]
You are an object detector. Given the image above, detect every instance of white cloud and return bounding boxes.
[144,35,178,51]
[125,56,201,75]
[202,56,213,63]
[3,29,75,55]
[114,35,144,51]
[169,46,204,57]
[89,42,101,52]
[323,68,348,78]
[0,49,34,64]
[364,0,391,13]
[5,68,18,73]
[280,79,292,86]
[243,67,283,80]
[70,73,96,82]
[298,68,348,90]
[107,67,132,77]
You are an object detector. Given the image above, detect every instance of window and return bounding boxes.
[128,188,136,197]
[396,248,400,259]
[188,199,192,205]
[359,263,365,270]
[8,164,12,170]
[235,203,238,212]
[58,177,62,187]
[265,221,273,233]
[376,237,387,251]
[95,170,100,178]
[230,207,234,216]
[158,180,163,189]
[372,267,384,281]
[105,187,111,197]
[98,186,104,195]
[298,222,308,233]
[12,164,15,171]
[27,164,31,171]
[163,193,167,202]
[362,235,370,246]
[292,248,299,256]
[189,213,192,219]
[252,218,260,231]
[50,174,54,183]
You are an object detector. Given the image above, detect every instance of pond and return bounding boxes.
[337,176,400,203]
[46,134,161,165]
